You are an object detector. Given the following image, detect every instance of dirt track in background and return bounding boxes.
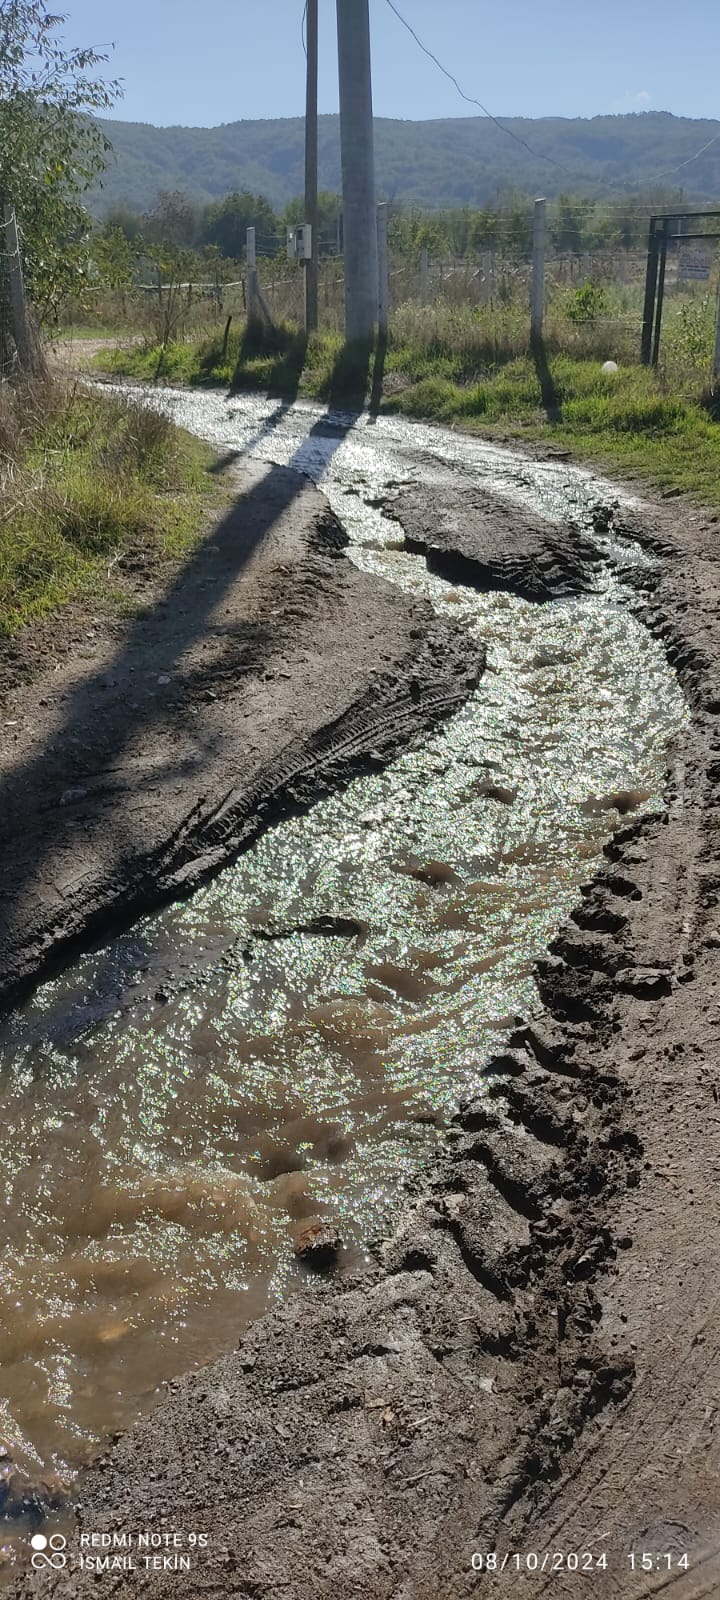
[6,435,720,1597]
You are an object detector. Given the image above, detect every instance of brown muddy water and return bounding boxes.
[0,398,689,1564]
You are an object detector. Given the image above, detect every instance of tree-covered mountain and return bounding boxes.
[87,111,720,215]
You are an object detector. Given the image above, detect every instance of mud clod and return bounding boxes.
[292,1218,342,1270]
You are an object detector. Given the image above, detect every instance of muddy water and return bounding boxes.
[0,398,688,1531]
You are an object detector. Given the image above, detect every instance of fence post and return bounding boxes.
[246,226,260,329]
[4,206,33,373]
[651,220,669,368]
[531,197,546,342]
[420,247,429,305]
[641,217,659,365]
[377,202,389,338]
[713,273,720,383]
[481,250,493,306]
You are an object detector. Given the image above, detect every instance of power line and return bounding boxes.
[301,0,307,60]
[383,0,720,202]
[383,0,574,177]
[649,132,720,183]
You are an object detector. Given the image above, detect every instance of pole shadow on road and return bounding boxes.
[229,326,309,404]
[0,394,366,995]
[531,334,563,423]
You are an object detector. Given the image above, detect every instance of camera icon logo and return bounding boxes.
[30,1533,68,1570]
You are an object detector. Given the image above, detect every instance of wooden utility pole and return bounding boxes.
[304,0,319,333]
[336,0,377,342]
[531,197,546,342]
[4,206,32,373]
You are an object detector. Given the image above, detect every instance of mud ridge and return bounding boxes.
[0,460,483,1010]
[8,480,720,1599]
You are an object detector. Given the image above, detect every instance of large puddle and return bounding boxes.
[0,397,688,1552]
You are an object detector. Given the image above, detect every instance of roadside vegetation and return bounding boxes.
[95,283,720,506]
[0,379,215,633]
[0,4,220,638]
[51,157,720,509]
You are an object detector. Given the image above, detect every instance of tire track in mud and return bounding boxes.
[5,418,717,1598]
[478,510,720,1600]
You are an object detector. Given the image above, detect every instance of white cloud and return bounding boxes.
[610,88,653,112]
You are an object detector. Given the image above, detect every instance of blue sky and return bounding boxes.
[62,0,718,127]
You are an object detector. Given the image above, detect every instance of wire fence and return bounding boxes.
[54,233,720,378]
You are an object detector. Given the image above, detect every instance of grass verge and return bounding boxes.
[99,315,720,507]
[0,377,218,634]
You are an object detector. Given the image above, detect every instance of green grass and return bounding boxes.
[0,379,219,634]
[382,357,720,502]
[95,308,720,507]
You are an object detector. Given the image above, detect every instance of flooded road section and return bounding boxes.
[0,397,688,1509]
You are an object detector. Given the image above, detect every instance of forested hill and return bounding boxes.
[89,111,720,213]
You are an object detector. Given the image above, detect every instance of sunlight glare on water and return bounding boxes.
[0,395,688,1503]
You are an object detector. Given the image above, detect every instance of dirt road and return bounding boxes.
[0,459,481,1008]
[5,404,720,1597]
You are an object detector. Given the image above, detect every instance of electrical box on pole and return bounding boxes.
[287,225,313,261]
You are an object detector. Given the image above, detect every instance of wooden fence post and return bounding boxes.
[531,197,546,342]
[4,206,33,373]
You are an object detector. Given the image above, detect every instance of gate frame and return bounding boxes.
[642,209,720,366]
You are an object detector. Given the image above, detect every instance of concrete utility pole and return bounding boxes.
[304,0,319,333]
[336,0,378,342]
[531,197,546,342]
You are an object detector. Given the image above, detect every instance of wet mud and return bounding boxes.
[0,461,482,1010]
[3,403,720,1597]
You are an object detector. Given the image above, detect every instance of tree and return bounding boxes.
[92,225,134,291]
[201,191,280,260]
[102,203,143,243]
[0,1,121,319]
[143,189,201,248]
